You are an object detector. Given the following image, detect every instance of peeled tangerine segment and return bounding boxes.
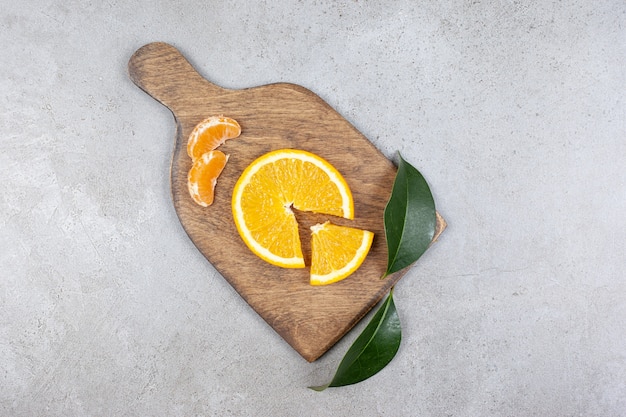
[310,221,374,286]
[187,116,241,160]
[187,150,229,207]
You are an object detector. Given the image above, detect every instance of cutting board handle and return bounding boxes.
[128,42,226,116]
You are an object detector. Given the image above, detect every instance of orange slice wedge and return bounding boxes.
[232,149,354,268]
[187,116,241,160]
[310,222,374,285]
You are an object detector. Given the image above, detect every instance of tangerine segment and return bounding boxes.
[310,222,374,286]
[232,149,354,268]
[187,150,228,207]
[187,116,241,160]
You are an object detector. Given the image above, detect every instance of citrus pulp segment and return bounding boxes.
[232,149,354,269]
[310,222,374,286]
[187,150,229,207]
[187,116,241,160]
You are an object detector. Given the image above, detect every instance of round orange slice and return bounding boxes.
[232,149,354,268]
[188,150,228,207]
[187,116,241,160]
[310,222,374,285]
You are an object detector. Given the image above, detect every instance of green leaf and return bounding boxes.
[382,153,436,278]
[309,289,401,391]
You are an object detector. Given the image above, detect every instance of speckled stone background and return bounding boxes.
[2,1,625,416]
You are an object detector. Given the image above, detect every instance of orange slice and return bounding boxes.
[310,222,374,285]
[187,116,241,160]
[188,150,228,207]
[232,149,354,268]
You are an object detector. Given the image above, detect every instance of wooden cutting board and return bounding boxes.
[128,42,445,362]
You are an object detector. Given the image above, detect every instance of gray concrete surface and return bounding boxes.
[2,0,625,415]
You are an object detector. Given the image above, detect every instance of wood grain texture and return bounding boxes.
[128,42,446,362]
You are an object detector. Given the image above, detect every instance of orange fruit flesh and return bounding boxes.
[187,150,229,207]
[240,158,349,217]
[233,149,354,269]
[233,149,377,284]
[187,116,241,160]
[310,222,374,285]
